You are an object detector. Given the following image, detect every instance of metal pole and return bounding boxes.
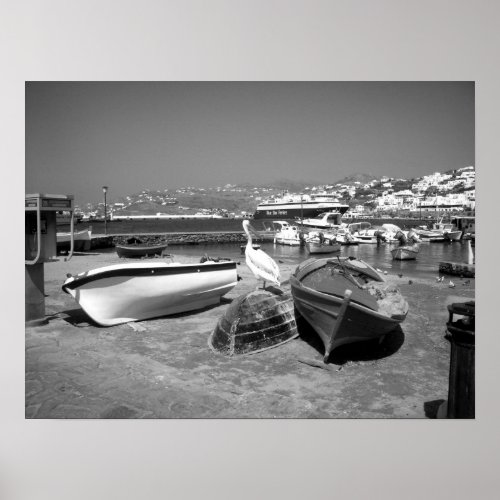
[102,186,108,235]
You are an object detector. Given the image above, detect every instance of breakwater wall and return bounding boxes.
[91,232,250,249]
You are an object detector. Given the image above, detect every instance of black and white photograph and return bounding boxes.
[25,81,476,419]
[4,1,500,499]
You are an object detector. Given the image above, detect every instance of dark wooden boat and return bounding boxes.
[209,289,298,355]
[290,257,408,362]
[116,243,169,258]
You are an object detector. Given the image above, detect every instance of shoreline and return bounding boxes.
[26,248,475,419]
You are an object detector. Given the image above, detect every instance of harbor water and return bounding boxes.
[114,238,475,282]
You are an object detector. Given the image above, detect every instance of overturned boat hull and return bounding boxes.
[209,289,298,355]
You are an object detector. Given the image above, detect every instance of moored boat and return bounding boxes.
[273,221,304,246]
[432,220,462,241]
[62,260,239,326]
[391,244,419,260]
[290,257,408,362]
[116,242,169,258]
[300,211,343,230]
[334,228,360,245]
[415,218,462,242]
[56,228,92,251]
[305,231,341,254]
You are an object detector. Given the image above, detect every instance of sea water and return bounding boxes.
[161,239,475,282]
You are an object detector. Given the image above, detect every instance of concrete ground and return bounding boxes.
[25,249,475,418]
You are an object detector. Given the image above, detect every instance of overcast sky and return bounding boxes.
[25,81,474,205]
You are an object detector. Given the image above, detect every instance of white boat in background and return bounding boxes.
[414,226,446,242]
[432,220,462,241]
[334,227,360,245]
[415,218,461,242]
[350,223,387,244]
[62,260,239,326]
[273,221,304,246]
[381,224,406,243]
[300,211,343,230]
[56,228,92,251]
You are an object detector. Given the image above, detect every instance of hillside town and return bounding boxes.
[74,165,475,221]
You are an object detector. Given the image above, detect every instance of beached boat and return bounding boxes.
[209,289,298,356]
[290,257,408,362]
[62,260,239,326]
[116,242,169,258]
[56,228,92,251]
[391,244,419,260]
[305,232,341,254]
[273,221,304,246]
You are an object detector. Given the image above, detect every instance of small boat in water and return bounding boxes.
[431,219,462,241]
[116,242,169,258]
[415,218,462,242]
[273,220,304,246]
[62,260,239,326]
[57,229,92,251]
[334,228,360,245]
[290,257,408,362]
[305,231,341,255]
[391,244,419,260]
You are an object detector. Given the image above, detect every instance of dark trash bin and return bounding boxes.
[444,301,475,418]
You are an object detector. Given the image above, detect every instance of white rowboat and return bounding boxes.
[62,260,239,326]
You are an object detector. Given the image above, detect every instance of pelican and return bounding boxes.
[242,220,280,289]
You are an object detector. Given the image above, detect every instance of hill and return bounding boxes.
[332,173,378,186]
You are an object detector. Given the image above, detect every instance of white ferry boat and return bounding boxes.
[253,192,349,220]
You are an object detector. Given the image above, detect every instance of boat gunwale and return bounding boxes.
[289,274,407,323]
